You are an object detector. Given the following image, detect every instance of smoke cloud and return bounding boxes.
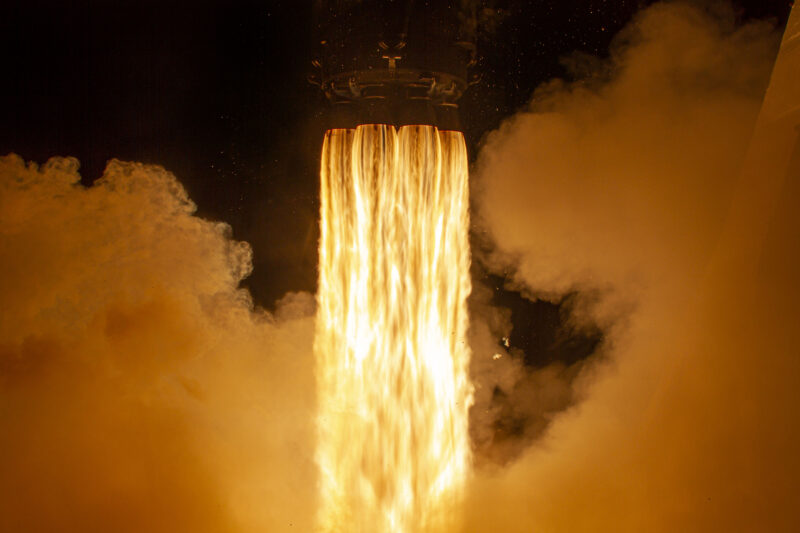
[465,2,800,531]
[0,156,316,532]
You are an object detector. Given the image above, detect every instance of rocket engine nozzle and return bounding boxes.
[310,0,478,131]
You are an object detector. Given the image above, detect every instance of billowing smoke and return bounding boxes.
[0,156,316,532]
[466,1,800,531]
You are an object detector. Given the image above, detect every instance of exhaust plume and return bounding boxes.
[316,125,473,532]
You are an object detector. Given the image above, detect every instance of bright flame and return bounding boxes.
[315,124,473,532]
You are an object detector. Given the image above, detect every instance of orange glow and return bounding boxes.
[315,125,473,532]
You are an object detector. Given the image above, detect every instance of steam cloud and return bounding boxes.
[466,2,799,532]
[0,156,316,531]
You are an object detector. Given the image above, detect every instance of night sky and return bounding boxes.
[1,0,793,358]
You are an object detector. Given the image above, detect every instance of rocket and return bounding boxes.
[309,0,478,130]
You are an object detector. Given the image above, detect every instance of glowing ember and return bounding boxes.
[315,124,473,532]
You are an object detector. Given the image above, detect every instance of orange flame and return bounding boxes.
[315,124,473,532]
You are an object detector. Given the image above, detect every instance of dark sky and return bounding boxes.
[1,0,792,314]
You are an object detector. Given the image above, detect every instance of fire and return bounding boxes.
[315,124,473,532]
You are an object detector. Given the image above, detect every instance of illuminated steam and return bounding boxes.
[0,156,316,532]
[466,2,800,532]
